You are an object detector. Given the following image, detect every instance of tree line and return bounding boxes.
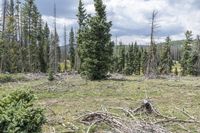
[0,0,76,74]
[1,0,200,80]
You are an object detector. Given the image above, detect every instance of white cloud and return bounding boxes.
[1,0,200,44]
[102,0,200,43]
[39,0,200,44]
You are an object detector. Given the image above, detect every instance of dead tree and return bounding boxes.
[64,25,67,72]
[0,0,7,73]
[49,0,59,74]
[145,10,159,79]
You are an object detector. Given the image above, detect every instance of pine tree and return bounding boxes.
[190,35,200,76]
[77,0,87,29]
[78,0,113,80]
[43,23,50,72]
[69,27,75,70]
[38,17,46,73]
[118,43,126,74]
[133,42,141,75]
[125,44,134,75]
[21,0,41,72]
[0,0,50,73]
[160,36,173,74]
[181,30,193,75]
[141,48,148,74]
[77,0,87,71]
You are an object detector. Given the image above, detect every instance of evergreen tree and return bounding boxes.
[125,44,134,75]
[77,0,87,71]
[69,27,75,69]
[21,0,41,72]
[160,36,173,74]
[141,48,148,74]
[77,0,87,29]
[133,42,141,75]
[190,35,200,75]
[0,0,50,73]
[78,0,113,80]
[38,17,46,73]
[118,43,126,74]
[43,23,50,71]
[181,30,193,75]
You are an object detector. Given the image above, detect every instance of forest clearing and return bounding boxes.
[1,0,200,132]
[0,73,200,132]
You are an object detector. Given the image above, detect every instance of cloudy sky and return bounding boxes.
[1,0,200,45]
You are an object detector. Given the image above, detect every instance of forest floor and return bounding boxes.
[0,74,200,133]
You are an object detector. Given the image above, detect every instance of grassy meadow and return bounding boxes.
[0,74,200,132]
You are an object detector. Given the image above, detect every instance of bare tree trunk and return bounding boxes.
[2,0,7,35]
[0,0,7,73]
[54,1,58,73]
[64,25,67,72]
[146,10,159,79]
[28,1,32,72]
[0,55,3,73]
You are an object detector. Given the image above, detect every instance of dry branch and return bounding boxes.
[78,111,170,133]
[78,99,200,133]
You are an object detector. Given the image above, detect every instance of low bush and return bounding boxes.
[0,74,13,83]
[0,74,28,83]
[0,90,46,133]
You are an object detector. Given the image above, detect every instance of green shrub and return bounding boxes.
[0,90,46,133]
[0,74,13,83]
[48,69,54,81]
[0,74,28,83]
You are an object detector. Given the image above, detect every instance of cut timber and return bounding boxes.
[132,99,159,115]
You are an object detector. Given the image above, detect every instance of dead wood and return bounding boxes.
[78,99,200,133]
[79,111,170,133]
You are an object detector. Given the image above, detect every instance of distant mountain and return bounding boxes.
[159,40,185,46]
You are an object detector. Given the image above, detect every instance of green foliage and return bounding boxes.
[77,0,87,72]
[174,67,178,76]
[141,48,148,75]
[0,0,51,73]
[69,27,75,69]
[125,44,133,75]
[0,74,27,83]
[133,43,141,75]
[118,43,126,74]
[78,0,113,80]
[181,31,193,75]
[48,69,54,81]
[160,37,173,74]
[172,61,182,75]
[189,35,200,76]
[125,42,141,75]
[77,0,87,29]
[0,90,46,133]
[0,74,13,83]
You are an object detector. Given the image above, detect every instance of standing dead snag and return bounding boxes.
[146,10,159,79]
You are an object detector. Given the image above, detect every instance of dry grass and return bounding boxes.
[0,74,200,132]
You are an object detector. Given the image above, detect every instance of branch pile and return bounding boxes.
[79,111,170,133]
[78,99,200,133]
